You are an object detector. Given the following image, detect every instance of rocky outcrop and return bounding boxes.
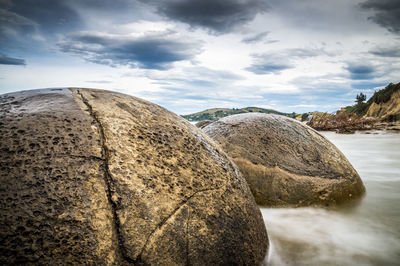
[0,88,268,265]
[364,89,400,122]
[307,112,377,133]
[203,113,365,207]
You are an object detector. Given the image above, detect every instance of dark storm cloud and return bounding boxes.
[5,0,82,34]
[73,0,136,10]
[360,0,400,34]
[0,7,36,41]
[143,0,269,33]
[0,54,25,65]
[245,54,293,74]
[345,62,377,80]
[246,62,293,74]
[58,31,202,70]
[369,46,400,57]
[246,48,332,75]
[0,0,142,41]
[242,31,269,43]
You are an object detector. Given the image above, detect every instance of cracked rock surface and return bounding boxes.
[203,113,366,207]
[0,88,268,265]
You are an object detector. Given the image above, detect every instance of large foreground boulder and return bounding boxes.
[203,113,365,207]
[0,88,268,265]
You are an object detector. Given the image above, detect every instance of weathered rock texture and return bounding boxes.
[0,88,268,265]
[203,113,366,207]
[195,120,213,129]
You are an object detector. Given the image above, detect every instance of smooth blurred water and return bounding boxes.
[262,131,400,266]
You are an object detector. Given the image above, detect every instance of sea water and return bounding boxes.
[262,131,400,266]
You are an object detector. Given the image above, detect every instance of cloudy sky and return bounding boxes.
[1,0,399,114]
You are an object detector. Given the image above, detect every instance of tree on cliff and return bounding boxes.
[356,93,366,105]
[354,93,368,115]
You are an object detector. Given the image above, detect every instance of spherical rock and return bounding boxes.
[203,113,366,207]
[0,88,268,265]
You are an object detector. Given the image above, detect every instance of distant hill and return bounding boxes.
[181,107,295,122]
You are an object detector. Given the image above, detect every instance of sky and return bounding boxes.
[1,0,399,115]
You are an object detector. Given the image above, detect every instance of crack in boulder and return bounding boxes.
[75,89,136,264]
[136,187,223,262]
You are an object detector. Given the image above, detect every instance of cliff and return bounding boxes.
[364,85,400,122]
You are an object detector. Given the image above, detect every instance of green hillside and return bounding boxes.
[182,107,295,122]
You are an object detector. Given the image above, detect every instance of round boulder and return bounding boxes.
[0,88,268,265]
[203,113,365,207]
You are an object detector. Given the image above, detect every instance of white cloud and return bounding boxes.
[1,0,400,115]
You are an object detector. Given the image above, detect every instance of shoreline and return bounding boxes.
[308,121,400,134]
[190,119,400,134]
